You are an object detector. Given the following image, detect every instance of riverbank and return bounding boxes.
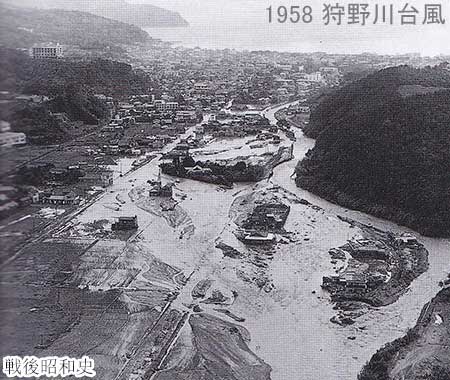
[294,67,450,238]
[3,99,449,380]
[295,170,450,238]
[265,113,450,380]
[359,286,450,380]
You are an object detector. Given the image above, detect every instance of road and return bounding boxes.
[0,189,107,270]
[4,101,449,380]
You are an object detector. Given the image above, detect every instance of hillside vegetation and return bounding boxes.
[296,65,450,237]
[0,48,156,143]
[359,287,450,380]
[0,48,156,96]
[1,0,188,28]
[0,3,149,50]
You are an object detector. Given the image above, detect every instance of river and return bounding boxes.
[253,102,450,379]
[72,101,450,380]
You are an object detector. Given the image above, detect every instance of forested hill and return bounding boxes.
[0,48,156,96]
[0,3,150,49]
[0,48,157,143]
[1,0,188,28]
[296,65,450,237]
[304,65,450,138]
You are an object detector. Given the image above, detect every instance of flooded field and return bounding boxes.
[1,102,449,380]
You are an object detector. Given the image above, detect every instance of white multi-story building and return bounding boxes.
[305,72,323,83]
[175,110,197,122]
[165,102,179,111]
[31,43,64,59]
[193,82,210,92]
[0,132,26,147]
[155,101,179,112]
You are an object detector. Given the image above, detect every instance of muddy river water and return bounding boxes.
[74,102,450,380]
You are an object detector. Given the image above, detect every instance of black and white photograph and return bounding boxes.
[0,1,449,379]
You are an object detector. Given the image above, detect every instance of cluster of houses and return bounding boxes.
[243,204,290,231]
[0,184,84,220]
[323,270,386,290]
[238,203,291,245]
[131,46,347,111]
[31,190,81,206]
[8,162,115,213]
[323,234,419,290]
[203,113,275,139]
[112,216,138,231]
[98,95,201,155]
[129,45,398,129]
[323,238,391,290]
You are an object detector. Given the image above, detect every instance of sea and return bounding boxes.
[145,23,325,53]
[143,0,448,57]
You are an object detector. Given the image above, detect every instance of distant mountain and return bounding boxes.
[296,65,450,237]
[0,3,150,50]
[1,0,188,28]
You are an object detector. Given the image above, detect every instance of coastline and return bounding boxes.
[2,13,450,379]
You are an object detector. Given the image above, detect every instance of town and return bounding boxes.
[3,41,445,241]
[1,3,450,380]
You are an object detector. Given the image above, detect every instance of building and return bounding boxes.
[155,100,179,112]
[14,95,50,103]
[243,204,290,230]
[175,110,197,122]
[149,183,173,197]
[395,233,418,246]
[320,66,340,75]
[0,132,26,147]
[323,271,385,290]
[112,216,138,231]
[82,167,114,188]
[276,63,293,71]
[193,82,211,93]
[298,106,310,113]
[31,43,64,59]
[305,72,323,83]
[186,165,213,176]
[165,143,190,159]
[338,272,369,289]
[33,190,80,205]
[148,171,173,197]
[243,231,276,245]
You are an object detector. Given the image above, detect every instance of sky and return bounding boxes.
[131,0,450,55]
